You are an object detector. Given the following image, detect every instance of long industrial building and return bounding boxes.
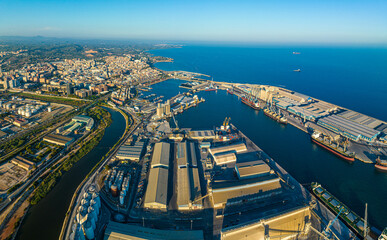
[209,143,247,155]
[43,133,74,146]
[143,167,169,211]
[221,206,311,240]
[104,221,204,240]
[235,160,271,180]
[188,130,216,140]
[10,156,36,171]
[176,141,202,210]
[317,114,380,142]
[211,175,282,209]
[151,142,170,168]
[116,141,144,161]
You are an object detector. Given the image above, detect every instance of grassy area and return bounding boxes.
[16,92,87,106]
[29,106,111,205]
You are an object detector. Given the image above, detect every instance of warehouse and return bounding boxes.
[151,142,170,168]
[177,162,203,211]
[143,167,169,211]
[188,130,216,140]
[104,221,204,240]
[10,156,36,171]
[338,110,386,130]
[209,143,247,155]
[317,114,380,142]
[235,160,271,180]
[116,141,144,161]
[188,142,198,168]
[190,167,202,209]
[221,206,311,240]
[43,133,74,146]
[176,141,188,168]
[213,152,237,165]
[211,176,282,209]
[177,167,191,210]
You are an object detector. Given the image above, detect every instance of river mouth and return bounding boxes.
[16,107,126,240]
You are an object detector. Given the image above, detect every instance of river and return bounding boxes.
[16,108,126,240]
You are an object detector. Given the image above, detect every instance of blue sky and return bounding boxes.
[0,0,386,44]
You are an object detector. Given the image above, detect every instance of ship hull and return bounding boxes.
[241,98,260,110]
[375,163,387,171]
[263,111,287,124]
[227,90,234,95]
[311,138,355,162]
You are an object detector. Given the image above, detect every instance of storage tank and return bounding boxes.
[89,199,99,215]
[47,107,52,112]
[69,232,75,240]
[83,192,91,200]
[119,193,125,205]
[77,207,88,224]
[91,193,101,209]
[88,186,96,193]
[110,185,118,197]
[76,225,86,240]
[82,219,95,240]
[88,206,98,221]
[86,212,96,230]
[81,198,90,207]
[25,111,31,118]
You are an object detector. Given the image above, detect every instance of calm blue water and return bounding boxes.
[151,46,387,121]
[150,46,387,230]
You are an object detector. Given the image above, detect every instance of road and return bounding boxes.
[60,108,143,240]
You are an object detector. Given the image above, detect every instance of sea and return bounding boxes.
[149,45,387,230]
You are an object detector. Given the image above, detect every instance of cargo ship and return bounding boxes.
[263,108,287,124]
[311,132,355,162]
[375,157,387,172]
[227,88,234,95]
[311,182,370,238]
[241,96,260,110]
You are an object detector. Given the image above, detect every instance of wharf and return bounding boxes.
[235,125,360,240]
[220,82,387,164]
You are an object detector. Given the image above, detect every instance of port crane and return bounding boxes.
[172,112,179,130]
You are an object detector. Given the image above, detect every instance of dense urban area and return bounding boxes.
[0,38,386,240]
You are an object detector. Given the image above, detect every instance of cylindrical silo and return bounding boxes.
[82,219,95,240]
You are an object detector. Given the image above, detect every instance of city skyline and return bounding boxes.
[1,0,387,45]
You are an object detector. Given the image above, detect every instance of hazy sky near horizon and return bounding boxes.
[1,0,386,44]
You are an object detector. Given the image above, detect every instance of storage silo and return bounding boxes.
[90,199,99,216]
[82,219,95,240]
[110,185,118,197]
[88,206,98,221]
[91,193,101,209]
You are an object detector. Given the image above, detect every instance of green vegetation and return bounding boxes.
[16,92,87,106]
[7,182,23,194]
[29,107,111,205]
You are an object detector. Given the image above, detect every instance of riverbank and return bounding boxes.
[15,107,126,240]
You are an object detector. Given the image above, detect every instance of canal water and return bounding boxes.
[16,108,126,240]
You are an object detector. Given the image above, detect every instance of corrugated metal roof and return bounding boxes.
[143,168,168,209]
[151,142,170,168]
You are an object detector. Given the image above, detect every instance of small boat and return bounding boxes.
[293,52,301,54]
[227,88,234,95]
[293,69,301,72]
[375,157,387,171]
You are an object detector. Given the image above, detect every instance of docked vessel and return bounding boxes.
[375,157,387,171]
[263,108,287,124]
[227,88,234,95]
[311,182,370,238]
[311,132,355,162]
[241,96,260,110]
